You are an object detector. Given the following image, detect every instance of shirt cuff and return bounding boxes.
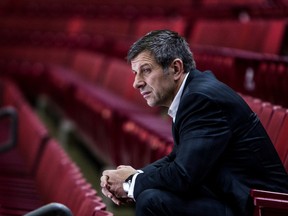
[127,170,143,199]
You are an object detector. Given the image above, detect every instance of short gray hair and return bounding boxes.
[127,30,196,73]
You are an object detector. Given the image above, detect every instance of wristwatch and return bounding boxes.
[123,174,134,194]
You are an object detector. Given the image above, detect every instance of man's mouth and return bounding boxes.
[141,91,151,99]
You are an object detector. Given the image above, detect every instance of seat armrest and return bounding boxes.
[254,197,288,210]
[0,106,18,152]
[251,189,288,200]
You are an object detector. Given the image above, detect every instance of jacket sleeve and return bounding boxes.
[134,93,232,199]
[141,146,177,173]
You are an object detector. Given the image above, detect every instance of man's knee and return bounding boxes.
[135,189,236,216]
[135,189,170,216]
[136,189,160,211]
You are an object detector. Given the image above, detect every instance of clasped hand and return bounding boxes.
[100,165,137,205]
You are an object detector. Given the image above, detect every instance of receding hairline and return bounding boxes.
[127,49,155,63]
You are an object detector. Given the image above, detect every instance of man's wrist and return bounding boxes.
[123,174,134,193]
[122,170,143,198]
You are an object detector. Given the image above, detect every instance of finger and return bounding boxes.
[101,187,113,198]
[100,175,109,187]
[103,170,112,176]
[101,187,109,197]
[102,187,121,205]
[100,181,109,188]
[100,174,109,181]
[111,196,121,206]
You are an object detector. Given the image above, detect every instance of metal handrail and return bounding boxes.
[0,106,18,153]
[24,203,73,216]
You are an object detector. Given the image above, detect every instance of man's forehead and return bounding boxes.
[131,51,155,68]
[132,51,155,62]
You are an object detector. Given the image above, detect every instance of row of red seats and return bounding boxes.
[192,45,288,108]
[189,19,288,55]
[0,0,194,19]
[1,40,288,115]
[1,0,287,19]
[1,15,287,57]
[202,0,266,5]
[0,16,186,59]
[201,0,288,11]
[240,94,288,216]
[0,78,113,216]
[0,49,161,114]
[1,44,288,123]
[0,57,172,167]
[241,95,288,166]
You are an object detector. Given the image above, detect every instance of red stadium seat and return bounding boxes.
[255,61,288,107]
[134,17,186,38]
[242,96,263,116]
[70,51,106,84]
[251,192,288,216]
[0,79,49,176]
[274,112,288,164]
[102,58,135,98]
[250,105,288,216]
[0,79,112,215]
[257,102,274,129]
[36,138,109,215]
[266,106,287,144]
[201,0,266,6]
[189,19,287,54]
[76,197,111,216]
[0,79,47,214]
[121,113,173,167]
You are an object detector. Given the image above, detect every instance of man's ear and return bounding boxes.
[171,58,184,81]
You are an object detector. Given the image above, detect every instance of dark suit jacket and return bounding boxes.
[134,69,288,215]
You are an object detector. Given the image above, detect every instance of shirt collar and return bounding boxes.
[168,73,189,122]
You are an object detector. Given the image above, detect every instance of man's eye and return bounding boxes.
[143,68,151,73]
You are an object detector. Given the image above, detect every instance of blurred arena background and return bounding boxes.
[0,0,288,215]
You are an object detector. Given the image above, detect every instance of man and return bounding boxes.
[100,30,288,216]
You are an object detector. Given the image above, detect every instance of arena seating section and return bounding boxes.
[0,0,288,215]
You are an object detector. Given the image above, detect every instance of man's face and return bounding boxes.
[131,51,176,107]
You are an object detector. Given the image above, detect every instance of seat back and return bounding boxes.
[134,17,186,37]
[274,113,288,164]
[189,19,286,54]
[257,102,274,129]
[70,51,106,84]
[36,139,80,203]
[102,58,134,98]
[0,79,49,174]
[266,106,287,144]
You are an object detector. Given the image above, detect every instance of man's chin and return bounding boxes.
[146,100,155,107]
[147,100,160,107]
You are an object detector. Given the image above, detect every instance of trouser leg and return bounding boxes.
[135,189,235,216]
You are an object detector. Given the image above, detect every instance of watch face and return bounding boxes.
[123,182,130,193]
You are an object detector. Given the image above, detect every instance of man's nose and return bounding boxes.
[133,75,145,89]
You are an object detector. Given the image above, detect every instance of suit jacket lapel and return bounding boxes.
[172,69,201,145]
